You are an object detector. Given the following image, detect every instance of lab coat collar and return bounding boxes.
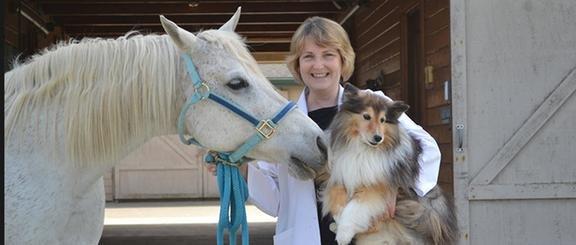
[296,85,344,114]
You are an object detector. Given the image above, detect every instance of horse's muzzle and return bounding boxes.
[288,136,328,180]
[317,136,328,161]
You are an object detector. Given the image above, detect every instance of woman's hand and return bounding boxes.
[205,163,218,176]
[203,162,249,180]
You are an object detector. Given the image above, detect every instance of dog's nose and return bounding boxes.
[373,135,383,143]
[316,136,328,160]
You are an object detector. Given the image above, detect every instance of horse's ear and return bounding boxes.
[219,7,241,32]
[160,15,197,50]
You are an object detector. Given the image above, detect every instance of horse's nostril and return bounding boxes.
[373,135,383,142]
[316,136,328,159]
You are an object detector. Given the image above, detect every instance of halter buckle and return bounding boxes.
[197,82,211,98]
[256,120,276,139]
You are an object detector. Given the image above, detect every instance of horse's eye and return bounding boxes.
[226,78,249,90]
[363,114,371,120]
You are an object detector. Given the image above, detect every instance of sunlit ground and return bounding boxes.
[104,200,277,225]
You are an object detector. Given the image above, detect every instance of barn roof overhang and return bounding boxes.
[30,0,363,63]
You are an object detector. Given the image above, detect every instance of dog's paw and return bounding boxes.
[335,225,355,245]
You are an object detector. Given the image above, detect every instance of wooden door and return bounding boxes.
[404,4,423,124]
[451,0,576,244]
[114,135,219,199]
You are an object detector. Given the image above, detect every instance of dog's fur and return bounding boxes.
[321,84,458,245]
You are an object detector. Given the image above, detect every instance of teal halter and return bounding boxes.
[177,53,296,245]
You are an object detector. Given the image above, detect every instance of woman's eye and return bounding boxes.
[226,78,249,90]
[363,114,371,120]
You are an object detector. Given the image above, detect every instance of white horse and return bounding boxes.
[4,8,327,245]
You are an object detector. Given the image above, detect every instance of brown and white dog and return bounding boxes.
[321,83,458,245]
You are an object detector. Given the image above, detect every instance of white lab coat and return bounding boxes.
[247,85,441,245]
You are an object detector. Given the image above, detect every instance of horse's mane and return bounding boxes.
[5,28,264,166]
[4,32,184,165]
[5,29,267,165]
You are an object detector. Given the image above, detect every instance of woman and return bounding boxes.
[215,16,441,244]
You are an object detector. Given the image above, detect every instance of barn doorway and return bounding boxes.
[404,6,423,124]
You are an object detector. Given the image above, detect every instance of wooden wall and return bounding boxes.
[349,0,453,195]
[4,0,65,71]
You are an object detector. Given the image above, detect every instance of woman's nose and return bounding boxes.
[311,59,324,69]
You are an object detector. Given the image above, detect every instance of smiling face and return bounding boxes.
[298,38,343,93]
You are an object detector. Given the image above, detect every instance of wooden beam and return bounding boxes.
[61,31,291,46]
[60,32,290,53]
[450,0,471,244]
[245,37,291,44]
[335,0,361,24]
[243,32,293,39]
[62,24,300,35]
[52,13,335,25]
[246,43,290,52]
[18,0,52,34]
[468,183,576,200]
[253,52,290,64]
[41,2,340,15]
[39,0,334,2]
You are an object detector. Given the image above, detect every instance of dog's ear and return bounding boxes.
[341,83,363,113]
[386,101,410,123]
[343,83,360,101]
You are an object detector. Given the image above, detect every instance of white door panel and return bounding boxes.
[451,0,576,244]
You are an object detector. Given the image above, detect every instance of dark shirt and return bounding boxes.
[308,105,341,245]
[308,105,338,131]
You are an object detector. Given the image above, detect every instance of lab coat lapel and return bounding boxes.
[296,85,344,114]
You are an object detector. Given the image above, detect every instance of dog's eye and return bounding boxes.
[363,114,371,120]
[226,78,249,90]
[380,118,385,123]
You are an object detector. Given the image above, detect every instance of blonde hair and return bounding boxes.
[286,16,355,83]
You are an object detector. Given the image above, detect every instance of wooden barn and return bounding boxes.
[4,0,575,244]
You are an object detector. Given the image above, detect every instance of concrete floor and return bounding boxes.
[99,200,276,245]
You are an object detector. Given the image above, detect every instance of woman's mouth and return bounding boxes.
[311,73,329,78]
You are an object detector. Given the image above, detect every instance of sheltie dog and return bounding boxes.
[321,84,458,245]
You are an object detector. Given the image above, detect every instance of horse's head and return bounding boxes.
[160,8,327,179]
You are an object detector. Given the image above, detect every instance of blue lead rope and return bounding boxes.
[206,153,250,245]
[177,53,297,245]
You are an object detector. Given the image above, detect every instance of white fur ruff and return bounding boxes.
[328,126,415,192]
